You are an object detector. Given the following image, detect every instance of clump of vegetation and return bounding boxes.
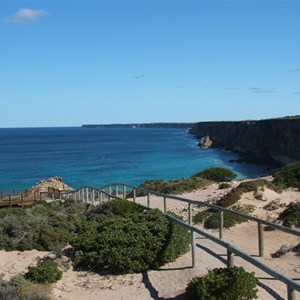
[193,204,255,229]
[0,274,51,300]
[25,258,62,284]
[273,162,300,189]
[193,210,212,224]
[73,200,190,273]
[219,183,231,189]
[192,167,237,182]
[278,202,300,227]
[0,200,88,251]
[134,177,211,196]
[263,199,285,211]
[185,267,258,300]
[216,179,279,208]
[133,167,237,196]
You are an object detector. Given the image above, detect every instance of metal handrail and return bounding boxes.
[58,183,300,298]
[99,182,300,238]
[2,182,299,299]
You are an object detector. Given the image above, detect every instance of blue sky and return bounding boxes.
[0,0,299,127]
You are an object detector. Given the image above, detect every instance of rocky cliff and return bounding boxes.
[189,116,300,165]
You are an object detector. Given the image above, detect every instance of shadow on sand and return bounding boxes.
[142,272,186,300]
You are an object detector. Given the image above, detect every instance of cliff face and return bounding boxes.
[189,117,300,165]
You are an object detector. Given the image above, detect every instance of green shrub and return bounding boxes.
[0,200,88,251]
[192,168,237,182]
[0,274,51,300]
[216,179,279,208]
[157,212,190,264]
[279,202,300,227]
[25,258,62,284]
[89,199,143,218]
[186,267,258,300]
[134,177,211,196]
[73,201,190,273]
[193,210,212,224]
[204,204,254,229]
[273,162,300,189]
[219,183,231,189]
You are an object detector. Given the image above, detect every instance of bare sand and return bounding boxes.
[0,180,299,300]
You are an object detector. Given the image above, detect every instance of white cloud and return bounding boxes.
[250,87,276,94]
[134,74,145,79]
[5,8,48,24]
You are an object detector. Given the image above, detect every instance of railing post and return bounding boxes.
[108,186,111,201]
[9,195,11,206]
[258,222,264,257]
[163,196,167,213]
[52,193,55,201]
[147,193,150,208]
[188,203,193,225]
[92,189,95,205]
[21,194,23,206]
[100,192,103,204]
[86,189,88,202]
[133,189,136,203]
[123,185,126,199]
[227,249,234,268]
[219,211,224,239]
[288,285,296,300]
[59,192,62,200]
[191,230,196,268]
[115,185,118,197]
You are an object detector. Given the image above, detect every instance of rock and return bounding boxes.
[23,177,73,200]
[199,135,212,148]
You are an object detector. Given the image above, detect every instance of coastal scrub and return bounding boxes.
[72,200,190,273]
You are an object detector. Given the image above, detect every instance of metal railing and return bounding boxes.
[2,182,300,299]
[57,182,300,300]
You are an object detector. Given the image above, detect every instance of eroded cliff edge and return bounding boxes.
[189,116,300,165]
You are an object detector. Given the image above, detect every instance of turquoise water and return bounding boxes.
[0,127,273,190]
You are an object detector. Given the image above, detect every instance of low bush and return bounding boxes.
[186,267,258,300]
[203,204,255,229]
[273,162,300,189]
[216,179,279,208]
[157,211,190,264]
[219,183,231,189]
[0,200,88,251]
[192,210,212,224]
[192,167,237,182]
[278,202,300,227]
[0,274,51,300]
[134,177,211,196]
[25,258,62,284]
[89,199,144,217]
[73,200,190,273]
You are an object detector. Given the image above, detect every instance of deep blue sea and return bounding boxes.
[0,127,274,191]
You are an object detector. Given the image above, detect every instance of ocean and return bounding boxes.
[0,127,273,191]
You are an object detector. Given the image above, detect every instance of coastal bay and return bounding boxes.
[0,127,273,191]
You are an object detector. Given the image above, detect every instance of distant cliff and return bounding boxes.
[189,116,300,165]
[82,123,194,129]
